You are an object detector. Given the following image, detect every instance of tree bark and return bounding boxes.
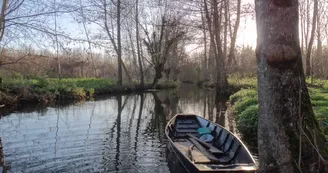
[152,65,163,87]
[316,10,322,77]
[135,0,144,87]
[305,0,318,77]
[212,0,228,94]
[203,0,228,93]
[117,0,122,86]
[201,8,208,81]
[227,0,241,69]
[223,0,228,60]
[0,0,8,42]
[256,0,328,172]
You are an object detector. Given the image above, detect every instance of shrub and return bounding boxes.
[35,78,51,88]
[87,88,95,97]
[10,72,23,79]
[228,74,257,89]
[71,87,86,99]
[234,97,258,116]
[231,86,328,145]
[229,89,257,103]
[313,107,328,133]
[236,105,259,139]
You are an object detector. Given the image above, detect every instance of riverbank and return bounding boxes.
[0,78,178,106]
[229,78,328,146]
[183,75,257,94]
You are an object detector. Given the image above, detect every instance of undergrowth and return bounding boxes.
[230,78,328,145]
[0,78,178,104]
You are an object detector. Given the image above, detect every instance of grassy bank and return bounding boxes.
[229,78,328,146]
[196,75,257,94]
[0,78,178,105]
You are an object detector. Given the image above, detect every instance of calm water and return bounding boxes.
[0,84,240,173]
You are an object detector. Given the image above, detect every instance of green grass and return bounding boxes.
[229,89,257,103]
[230,80,328,142]
[228,74,257,89]
[0,78,178,103]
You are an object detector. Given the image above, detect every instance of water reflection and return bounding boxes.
[0,85,239,173]
[1,137,6,173]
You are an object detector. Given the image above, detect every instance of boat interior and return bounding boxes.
[166,114,256,171]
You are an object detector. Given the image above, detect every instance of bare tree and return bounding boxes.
[102,0,123,85]
[227,0,241,69]
[143,16,185,86]
[203,0,228,94]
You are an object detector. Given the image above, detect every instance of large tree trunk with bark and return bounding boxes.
[255,0,328,172]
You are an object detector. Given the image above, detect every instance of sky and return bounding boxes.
[237,0,257,48]
[1,0,258,55]
[56,0,258,53]
[238,17,257,48]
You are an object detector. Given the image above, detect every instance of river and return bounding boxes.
[0,84,244,173]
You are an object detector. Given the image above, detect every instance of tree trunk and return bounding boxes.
[223,0,228,60]
[117,0,123,86]
[316,8,322,77]
[201,8,208,81]
[255,0,328,172]
[0,137,4,167]
[204,0,216,82]
[136,0,144,87]
[305,0,318,77]
[0,0,8,42]
[212,0,228,94]
[227,0,241,69]
[152,65,163,87]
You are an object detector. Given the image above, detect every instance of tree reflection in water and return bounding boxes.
[0,137,7,173]
[0,85,242,173]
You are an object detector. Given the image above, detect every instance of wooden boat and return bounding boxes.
[165,114,257,173]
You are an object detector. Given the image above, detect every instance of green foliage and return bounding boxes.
[155,80,179,89]
[1,78,178,103]
[87,88,95,97]
[35,77,51,88]
[229,89,257,103]
[1,78,34,89]
[236,105,259,139]
[234,97,258,115]
[10,72,24,79]
[1,78,114,99]
[231,84,328,144]
[228,74,257,89]
[71,87,86,99]
[313,107,328,133]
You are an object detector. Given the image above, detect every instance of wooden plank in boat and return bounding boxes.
[187,134,223,154]
[188,138,220,163]
[174,141,212,163]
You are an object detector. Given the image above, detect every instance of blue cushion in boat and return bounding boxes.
[197,127,211,137]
